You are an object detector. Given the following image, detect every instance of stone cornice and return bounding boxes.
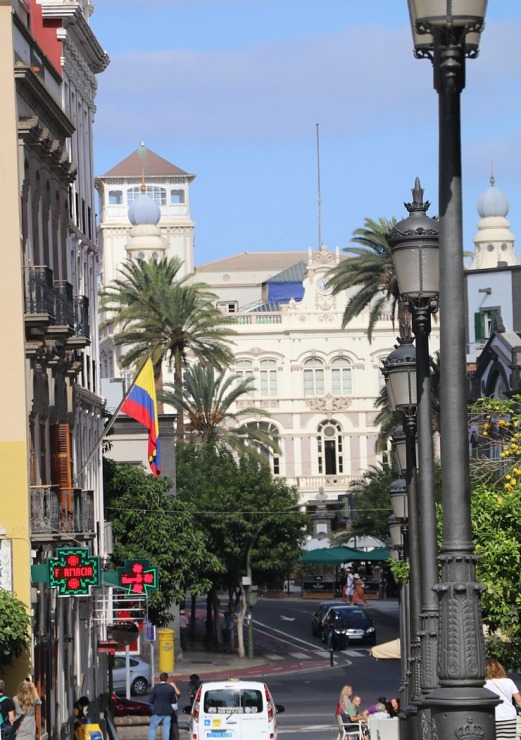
[40,1,109,73]
[15,64,74,137]
[18,116,77,182]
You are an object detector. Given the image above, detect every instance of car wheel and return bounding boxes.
[131,677,148,696]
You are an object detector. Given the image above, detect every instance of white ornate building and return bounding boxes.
[96,147,441,528]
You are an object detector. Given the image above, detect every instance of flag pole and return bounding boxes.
[74,356,152,485]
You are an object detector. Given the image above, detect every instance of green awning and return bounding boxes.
[301,545,389,565]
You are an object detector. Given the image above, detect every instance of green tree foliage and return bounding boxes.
[159,365,279,457]
[330,464,395,544]
[100,257,236,434]
[103,458,219,625]
[326,216,403,341]
[0,590,30,668]
[175,443,310,592]
[467,395,521,667]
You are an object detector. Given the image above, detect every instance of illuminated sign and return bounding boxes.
[116,559,158,597]
[47,548,100,596]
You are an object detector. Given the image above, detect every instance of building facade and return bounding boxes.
[96,147,441,530]
[0,1,109,737]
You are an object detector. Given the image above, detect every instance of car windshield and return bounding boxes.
[203,689,263,713]
[336,612,370,628]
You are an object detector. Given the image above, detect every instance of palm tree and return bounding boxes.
[159,365,280,459]
[326,216,404,341]
[100,257,236,434]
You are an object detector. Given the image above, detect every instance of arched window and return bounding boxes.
[317,420,343,475]
[303,358,325,396]
[331,357,352,395]
[245,421,281,475]
[259,358,278,397]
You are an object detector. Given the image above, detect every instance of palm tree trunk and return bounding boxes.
[174,348,184,441]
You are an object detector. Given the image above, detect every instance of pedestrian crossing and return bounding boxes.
[264,647,369,661]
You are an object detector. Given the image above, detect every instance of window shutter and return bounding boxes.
[51,423,73,531]
[29,420,36,486]
[474,312,485,341]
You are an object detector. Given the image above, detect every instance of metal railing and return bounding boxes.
[30,487,95,536]
[24,266,55,317]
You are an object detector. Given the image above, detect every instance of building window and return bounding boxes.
[259,359,278,397]
[108,190,123,205]
[170,189,185,204]
[303,358,325,396]
[235,359,254,393]
[331,357,352,395]
[128,185,166,206]
[317,420,343,475]
[475,308,500,342]
[217,300,238,314]
[245,421,281,475]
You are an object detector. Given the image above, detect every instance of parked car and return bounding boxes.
[311,600,340,636]
[321,606,376,648]
[110,694,153,717]
[186,678,284,740]
[112,656,152,696]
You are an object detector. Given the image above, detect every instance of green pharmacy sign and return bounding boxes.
[48,548,101,597]
[116,559,159,597]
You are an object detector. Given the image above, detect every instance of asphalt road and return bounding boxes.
[234,599,401,738]
[136,599,401,740]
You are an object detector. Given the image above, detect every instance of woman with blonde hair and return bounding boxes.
[485,658,521,740]
[13,680,41,740]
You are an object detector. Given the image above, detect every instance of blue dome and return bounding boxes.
[477,176,509,219]
[128,194,161,226]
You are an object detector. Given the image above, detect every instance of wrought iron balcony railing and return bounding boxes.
[24,266,55,326]
[30,486,95,538]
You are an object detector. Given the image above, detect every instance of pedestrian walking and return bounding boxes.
[13,680,41,740]
[485,658,521,740]
[179,611,189,652]
[0,680,15,740]
[148,673,180,740]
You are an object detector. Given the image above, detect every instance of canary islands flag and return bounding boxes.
[121,359,161,476]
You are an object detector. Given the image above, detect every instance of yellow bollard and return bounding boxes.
[158,628,175,673]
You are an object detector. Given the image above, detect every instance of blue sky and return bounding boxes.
[91,1,521,267]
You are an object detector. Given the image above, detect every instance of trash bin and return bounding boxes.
[158,627,174,672]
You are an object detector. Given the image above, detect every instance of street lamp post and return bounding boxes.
[407,1,499,736]
[386,180,439,695]
[389,475,410,722]
[383,338,421,739]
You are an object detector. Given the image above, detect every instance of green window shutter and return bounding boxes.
[475,312,485,341]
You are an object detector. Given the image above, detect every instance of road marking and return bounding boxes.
[254,620,330,652]
[265,654,284,660]
[288,651,311,659]
[280,615,296,621]
[313,650,332,658]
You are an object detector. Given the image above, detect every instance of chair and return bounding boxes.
[336,714,366,740]
[367,717,399,740]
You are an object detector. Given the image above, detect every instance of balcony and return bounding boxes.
[67,295,91,348]
[47,281,74,338]
[24,266,55,330]
[30,486,95,539]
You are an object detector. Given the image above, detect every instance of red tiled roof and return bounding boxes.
[102,145,193,178]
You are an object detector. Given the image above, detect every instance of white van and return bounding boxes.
[187,678,285,740]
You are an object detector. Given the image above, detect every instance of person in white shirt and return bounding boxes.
[484,658,521,740]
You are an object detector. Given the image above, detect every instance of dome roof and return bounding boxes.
[128,193,161,226]
[477,176,509,219]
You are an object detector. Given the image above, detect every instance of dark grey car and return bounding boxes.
[311,600,341,636]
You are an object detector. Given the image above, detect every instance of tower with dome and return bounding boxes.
[471,175,517,270]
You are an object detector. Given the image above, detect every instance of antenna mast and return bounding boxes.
[316,123,322,249]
